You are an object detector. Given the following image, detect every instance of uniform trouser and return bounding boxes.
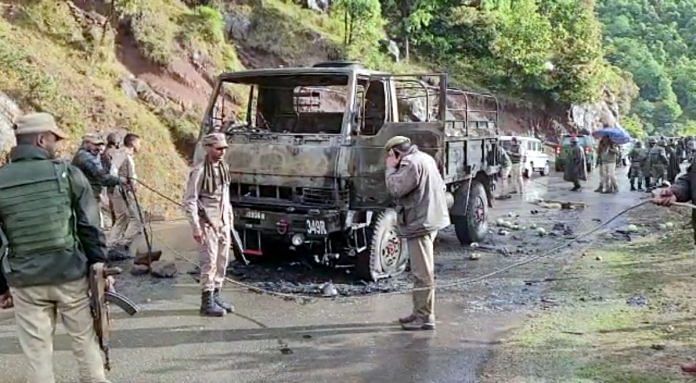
[11,278,108,383]
[652,166,666,186]
[601,163,618,192]
[107,189,142,248]
[98,191,112,230]
[510,163,524,194]
[407,231,438,321]
[499,167,511,196]
[199,225,231,292]
[597,162,606,191]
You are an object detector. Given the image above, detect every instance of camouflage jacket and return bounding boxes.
[72,148,121,198]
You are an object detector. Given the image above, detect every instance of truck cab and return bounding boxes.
[197,62,500,280]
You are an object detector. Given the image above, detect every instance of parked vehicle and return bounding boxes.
[197,62,501,280]
[555,134,595,172]
[499,136,550,177]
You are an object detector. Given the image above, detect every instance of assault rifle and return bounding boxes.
[89,263,139,370]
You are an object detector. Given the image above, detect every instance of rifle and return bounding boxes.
[197,205,249,265]
[89,263,139,370]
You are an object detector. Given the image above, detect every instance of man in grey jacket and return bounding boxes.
[384,136,450,331]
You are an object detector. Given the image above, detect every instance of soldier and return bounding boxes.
[507,137,526,195]
[648,138,669,190]
[384,136,450,331]
[666,139,680,184]
[563,136,587,191]
[183,133,235,317]
[496,145,511,198]
[72,133,124,199]
[0,113,109,383]
[107,133,142,258]
[597,137,619,193]
[628,141,647,191]
[643,138,657,190]
[100,132,122,229]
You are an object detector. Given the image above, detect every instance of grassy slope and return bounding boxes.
[482,222,696,382]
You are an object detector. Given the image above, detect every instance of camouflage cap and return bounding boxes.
[384,136,411,152]
[202,132,228,148]
[13,112,67,140]
[82,133,105,145]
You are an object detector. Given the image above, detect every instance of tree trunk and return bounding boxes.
[404,38,410,62]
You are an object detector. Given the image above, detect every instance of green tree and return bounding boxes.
[334,0,382,48]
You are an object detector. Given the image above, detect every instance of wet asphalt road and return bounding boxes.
[0,167,648,383]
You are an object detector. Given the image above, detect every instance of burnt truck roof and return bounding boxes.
[217,63,387,81]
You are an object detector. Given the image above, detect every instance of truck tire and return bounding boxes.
[452,181,489,245]
[356,209,408,281]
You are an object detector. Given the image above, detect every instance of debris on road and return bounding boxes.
[130,264,150,276]
[537,228,547,237]
[150,261,178,278]
[320,282,338,297]
[470,253,482,260]
[627,294,649,307]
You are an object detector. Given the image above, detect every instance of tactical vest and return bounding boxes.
[0,159,85,287]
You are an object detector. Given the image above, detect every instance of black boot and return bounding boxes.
[630,179,636,191]
[213,288,235,313]
[200,291,225,317]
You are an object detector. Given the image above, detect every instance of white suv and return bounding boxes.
[499,136,551,177]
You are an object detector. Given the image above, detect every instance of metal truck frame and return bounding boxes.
[197,62,500,280]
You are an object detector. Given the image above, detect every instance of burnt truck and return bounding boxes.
[197,62,500,280]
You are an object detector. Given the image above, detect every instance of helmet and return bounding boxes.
[648,137,657,145]
[634,141,642,148]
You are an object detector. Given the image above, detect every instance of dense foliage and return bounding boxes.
[598,0,696,136]
[377,0,616,106]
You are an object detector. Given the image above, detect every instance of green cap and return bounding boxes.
[384,136,411,152]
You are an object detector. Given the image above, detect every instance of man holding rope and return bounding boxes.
[652,156,696,375]
[183,133,235,317]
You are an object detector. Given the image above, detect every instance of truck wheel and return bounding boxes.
[356,209,408,281]
[452,181,489,245]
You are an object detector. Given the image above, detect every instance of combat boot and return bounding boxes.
[213,288,235,313]
[200,291,225,317]
[630,180,636,191]
[401,315,435,331]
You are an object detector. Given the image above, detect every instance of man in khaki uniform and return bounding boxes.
[183,133,235,317]
[107,133,142,258]
[384,136,450,331]
[0,113,109,383]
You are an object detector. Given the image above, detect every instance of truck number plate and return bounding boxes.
[245,210,265,220]
[306,220,327,235]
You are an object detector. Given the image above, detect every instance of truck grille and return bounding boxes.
[231,183,348,207]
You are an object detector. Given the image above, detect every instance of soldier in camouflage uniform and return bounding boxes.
[183,133,235,317]
[648,138,669,190]
[628,141,647,191]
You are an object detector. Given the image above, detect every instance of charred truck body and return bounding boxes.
[198,62,500,280]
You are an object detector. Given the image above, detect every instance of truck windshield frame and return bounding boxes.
[209,73,353,136]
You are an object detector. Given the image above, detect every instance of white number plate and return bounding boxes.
[306,220,327,235]
[245,210,265,220]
